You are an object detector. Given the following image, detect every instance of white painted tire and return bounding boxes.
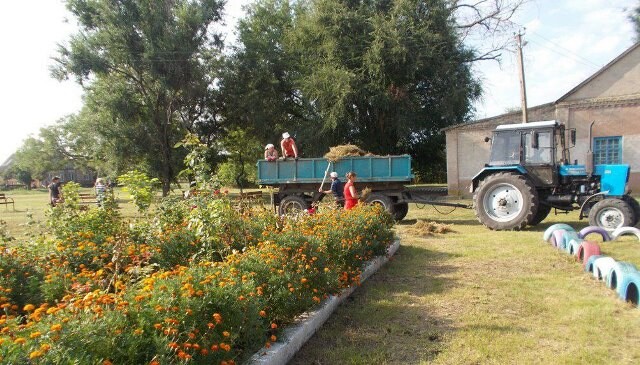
[567,238,583,256]
[592,257,616,281]
[611,226,640,241]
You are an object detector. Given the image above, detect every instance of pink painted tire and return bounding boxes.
[578,226,611,241]
[551,229,567,248]
[543,224,575,242]
[577,241,602,268]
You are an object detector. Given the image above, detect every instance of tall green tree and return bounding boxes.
[631,2,640,40]
[222,0,481,179]
[52,0,225,195]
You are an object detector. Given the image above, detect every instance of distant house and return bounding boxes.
[44,167,96,187]
[444,42,640,196]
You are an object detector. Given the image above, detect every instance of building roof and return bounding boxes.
[444,41,640,133]
[556,42,640,103]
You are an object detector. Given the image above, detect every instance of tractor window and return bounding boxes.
[525,131,552,164]
[490,131,521,165]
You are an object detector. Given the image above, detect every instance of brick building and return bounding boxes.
[444,42,640,196]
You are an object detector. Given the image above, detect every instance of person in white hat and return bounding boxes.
[318,171,344,207]
[280,132,298,159]
[264,143,278,161]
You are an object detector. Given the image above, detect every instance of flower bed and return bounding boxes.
[0,191,394,364]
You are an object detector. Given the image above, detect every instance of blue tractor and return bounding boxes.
[471,120,639,231]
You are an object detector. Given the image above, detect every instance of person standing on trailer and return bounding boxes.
[343,171,359,210]
[319,171,344,207]
[280,132,298,160]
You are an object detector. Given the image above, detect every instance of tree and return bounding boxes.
[631,2,640,40]
[52,0,225,195]
[222,0,482,179]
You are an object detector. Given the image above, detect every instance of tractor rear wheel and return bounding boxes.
[588,198,635,232]
[529,204,552,226]
[473,172,538,231]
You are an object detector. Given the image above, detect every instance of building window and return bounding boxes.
[593,136,622,165]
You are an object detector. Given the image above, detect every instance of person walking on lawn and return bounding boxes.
[48,176,63,207]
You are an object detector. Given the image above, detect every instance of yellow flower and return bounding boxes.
[23,304,35,312]
[29,350,43,359]
[50,324,63,332]
[30,331,42,339]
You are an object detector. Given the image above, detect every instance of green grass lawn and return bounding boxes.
[291,205,640,364]
[3,189,640,363]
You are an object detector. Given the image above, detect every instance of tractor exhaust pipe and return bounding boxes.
[585,121,595,176]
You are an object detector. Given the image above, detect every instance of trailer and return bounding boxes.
[257,155,470,220]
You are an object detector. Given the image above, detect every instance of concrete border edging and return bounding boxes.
[248,239,401,365]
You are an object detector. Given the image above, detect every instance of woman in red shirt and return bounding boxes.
[280,132,298,159]
[343,171,359,210]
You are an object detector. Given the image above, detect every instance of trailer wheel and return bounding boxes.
[529,204,551,226]
[278,195,309,215]
[365,193,394,215]
[473,172,538,231]
[393,203,409,221]
[588,198,635,232]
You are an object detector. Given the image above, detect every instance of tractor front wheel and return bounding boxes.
[473,172,538,231]
[588,198,635,232]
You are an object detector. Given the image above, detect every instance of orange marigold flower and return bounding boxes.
[213,313,222,323]
[210,344,219,351]
[14,337,26,345]
[40,343,51,352]
[270,335,277,342]
[23,304,35,312]
[103,360,113,365]
[30,331,42,339]
[271,323,277,329]
[259,310,266,317]
[29,350,43,359]
[150,361,160,365]
[134,328,143,335]
[153,323,162,330]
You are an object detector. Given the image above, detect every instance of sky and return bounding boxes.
[0,0,637,164]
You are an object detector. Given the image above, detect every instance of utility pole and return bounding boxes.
[515,30,528,123]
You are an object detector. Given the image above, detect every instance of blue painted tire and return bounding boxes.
[543,224,575,242]
[585,254,603,273]
[566,238,583,255]
[561,232,580,251]
[620,271,640,306]
[592,257,616,281]
[551,229,567,249]
[611,226,640,241]
[577,241,601,268]
[578,226,611,241]
[606,262,639,295]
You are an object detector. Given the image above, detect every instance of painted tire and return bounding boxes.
[561,232,579,251]
[606,262,639,294]
[584,254,603,273]
[620,271,640,306]
[543,224,575,242]
[577,241,602,268]
[611,226,640,241]
[592,257,616,282]
[566,238,583,256]
[551,229,567,249]
[578,226,611,241]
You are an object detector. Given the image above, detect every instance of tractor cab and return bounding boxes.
[487,120,572,187]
